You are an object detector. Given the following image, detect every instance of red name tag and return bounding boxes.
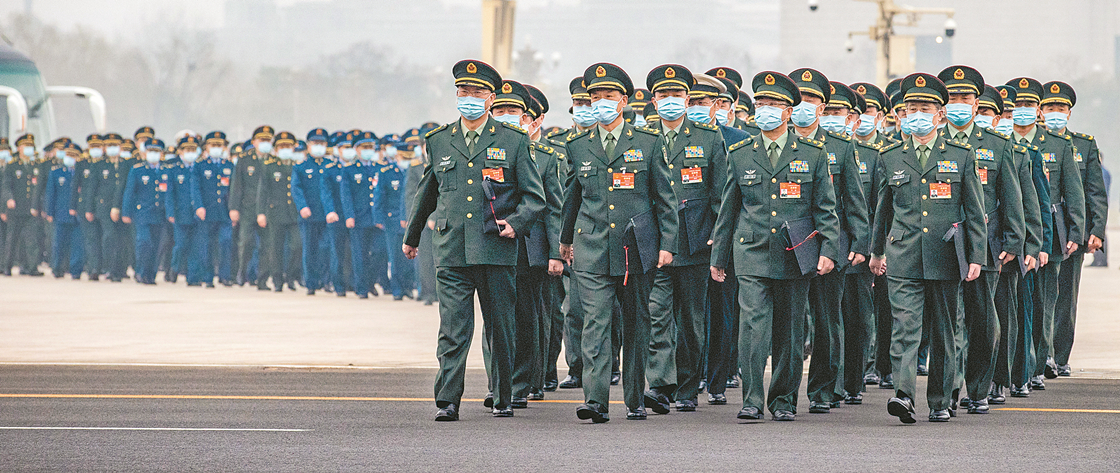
[681,167,703,184]
[978,168,989,185]
[613,172,635,189]
[930,182,951,199]
[779,182,801,198]
[158,182,168,192]
[482,167,505,182]
[219,177,230,187]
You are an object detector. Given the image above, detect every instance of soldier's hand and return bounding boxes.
[168,217,175,224]
[560,244,573,265]
[1066,241,1079,254]
[46,215,52,223]
[5,199,14,209]
[122,216,132,224]
[1000,251,1016,265]
[849,252,866,266]
[710,266,726,283]
[229,210,240,223]
[85,212,95,222]
[657,250,673,268]
[0,213,5,222]
[496,219,515,238]
[300,207,312,219]
[965,263,982,282]
[257,214,267,228]
[817,256,835,275]
[346,218,355,229]
[1088,235,1103,253]
[400,220,407,229]
[427,219,436,230]
[548,259,564,276]
[29,209,38,217]
[375,223,384,230]
[325,212,339,224]
[403,244,418,260]
[1039,252,1050,267]
[196,208,206,221]
[869,256,886,276]
[110,208,120,222]
[1024,254,1037,271]
[69,209,76,216]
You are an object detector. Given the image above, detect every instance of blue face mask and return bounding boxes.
[492,113,522,127]
[994,119,1014,136]
[945,103,974,127]
[632,115,647,128]
[686,105,712,124]
[819,115,847,134]
[384,146,398,158]
[1012,107,1037,126]
[340,148,357,162]
[656,96,686,121]
[844,121,856,135]
[855,114,877,136]
[277,148,293,160]
[1043,111,1068,131]
[790,102,819,128]
[63,156,77,168]
[457,95,488,120]
[0,150,10,162]
[591,98,620,125]
[905,111,937,136]
[973,115,995,130]
[256,141,273,153]
[754,105,786,131]
[572,105,597,127]
[359,149,376,161]
[713,108,730,126]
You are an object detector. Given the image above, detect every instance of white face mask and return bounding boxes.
[293,151,306,164]
[208,146,224,158]
[120,151,132,159]
[309,144,327,158]
[106,146,121,157]
[277,148,294,160]
[89,148,104,158]
[145,151,162,164]
[21,145,35,156]
[256,141,273,153]
[62,156,77,168]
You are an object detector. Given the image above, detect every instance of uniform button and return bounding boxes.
[923,228,929,233]
[670,181,674,186]
[467,196,473,201]
[287,192,291,196]
[387,213,392,217]
[610,223,616,228]
[468,162,474,167]
[609,204,615,210]
[217,199,221,203]
[608,187,614,192]
[739,237,744,243]
[921,179,927,184]
[466,213,473,219]
[467,179,473,185]
[607,168,613,173]
[922,195,927,200]
[923,211,928,216]
[772,178,777,183]
[370,194,374,198]
[136,205,141,209]
[668,164,674,169]
[771,228,777,233]
[577,228,582,234]
[771,211,777,216]
[771,195,777,199]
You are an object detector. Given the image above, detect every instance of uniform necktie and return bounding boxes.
[467,130,479,155]
[605,134,616,159]
[1020,137,1029,145]
[666,130,677,154]
[768,142,779,167]
[955,131,968,143]
[918,144,930,168]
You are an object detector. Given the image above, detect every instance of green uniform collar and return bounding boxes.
[949,122,974,143]
[597,123,625,150]
[761,130,789,154]
[1014,125,1037,144]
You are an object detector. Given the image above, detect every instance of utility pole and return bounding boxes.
[481,0,516,76]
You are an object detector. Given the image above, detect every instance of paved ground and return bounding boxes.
[0,365,1118,471]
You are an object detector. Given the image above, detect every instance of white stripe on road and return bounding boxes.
[0,427,311,432]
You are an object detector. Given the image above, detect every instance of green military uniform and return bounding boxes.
[710,71,840,420]
[404,59,546,419]
[643,66,728,411]
[255,131,301,291]
[872,73,986,423]
[73,135,104,278]
[1051,81,1108,375]
[89,141,137,282]
[559,63,677,422]
[2,134,43,276]
[230,126,273,285]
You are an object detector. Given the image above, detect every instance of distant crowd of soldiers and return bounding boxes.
[1,57,1108,425]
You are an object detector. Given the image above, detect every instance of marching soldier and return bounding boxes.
[293,128,333,295]
[193,132,234,287]
[403,59,546,421]
[709,71,840,421]
[2,134,44,276]
[868,73,986,423]
[73,134,105,280]
[321,131,354,297]
[374,135,412,300]
[166,135,204,286]
[122,139,169,285]
[341,132,381,299]
[230,125,274,286]
[45,144,84,279]
[255,131,301,292]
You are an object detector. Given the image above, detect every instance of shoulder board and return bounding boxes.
[1071,131,1094,142]
[133,162,145,168]
[986,129,1010,141]
[500,122,527,134]
[797,136,824,149]
[880,141,904,153]
[410,158,421,166]
[424,124,448,139]
[52,164,62,171]
[634,126,660,136]
[1012,145,1028,153]
[531,142,554,154]
[1046,129,1072,140]
[325,162,336,168]
[727,137,753,152]
[857,140,882,151]
[946,139,971,150]
[693,121,718,132]
[567,129,591,142]
[826,130,852,141]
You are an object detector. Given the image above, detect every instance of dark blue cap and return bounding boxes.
[306,128,329,142]
[146,139,166,151]
[295,140,307,151]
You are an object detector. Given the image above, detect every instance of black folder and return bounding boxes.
[781,217,821,276]
[481,178,517,235]
[1051,202,1070,256]
[623,209,659,275]
[942,222,969,281]
[678,198,713,256]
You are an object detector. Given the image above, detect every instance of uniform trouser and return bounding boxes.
[737,276,808,414]
[433,265,516,410]
[157,222,173,273]
[237,220,260,284]
[200,220,232,283]
[299,221,327,290]
[327,222,349,292]
[563,273,584,378]
[574,269,652,413]
[962,271,999,400]
[35,218,50,266]
[370,226,389,290]
[887,276,959,410]
[1033,259,1061,376]
[101,220,130,279]
[512,261,551,398]
[993,268,1020,388]
[545,275,566,383]
[51,222,84,277]
[418,228,436,302]
[1012,270,1037,387]
[648,264,708,402]
[706,275,738,396]
[841,270,874,395]
[80,218,101,275]
[383,227,411,297]
[873,274,893,378]
[3,216,38,272]
[133,223,161,282]
[808,267,846,403]
[260,223,299,289]
[172,222,206,284]
[1053,251,1084,367]
[349,226,379,295]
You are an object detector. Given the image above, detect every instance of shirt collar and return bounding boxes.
[761,130,789,153]
[597,122,625,149]
[460,117,487,136]
[1014,125,1037,144]
[950,122,975,143]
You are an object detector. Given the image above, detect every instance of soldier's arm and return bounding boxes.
[708,135,728,217]
[228,163,243,213]
[319,169,337,215]
[189,168,203,213]
[165,175,178,220]
[1083,139,1108,241]
[811,147,841,263]
[44,171,57,217]
[254,166,267,218]
[1018,147,1042,257]
[404,165,439,247]
[962,153,988,266]
[121,169,137,220]
[1060,141,1086,246]
[67,167,81,212]
[1032,149,1054,253]
[291,168,308,213]
[870,158,893,257]
[650,138,678,255]
[996,141,1025,257]
[842,141,869,256]
[504,133,546,236]
[541,153,564,260]
[558,150,583,246]
[708,151,741,270]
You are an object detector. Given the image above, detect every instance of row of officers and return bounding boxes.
[0,126,440,303]
[404,58,1107,424]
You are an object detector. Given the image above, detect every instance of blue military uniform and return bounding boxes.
[45,148,84,278]
[193,132,234,286]
[373,148,410,299]
[293,129,334,294]
[122,139,169,284]
[320,131,352,296]
[340,132,380,298]
[166,136,205,286]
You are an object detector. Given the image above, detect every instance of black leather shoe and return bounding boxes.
[274,286,283,292]
[89,275,99,281]
[864,372,881,385]
[527,389,544,401]
[726,376,740,389]
[809,401,830,413]
[929,408,951,422]
[1057,364,1072,377]
[626,407,647,420]
[610,371,621,385]
[698,379,708,393]
[968,398,990,414]
[287,281,297,291]
[708,393,727,405]
[917,364,929,376]
[1044,358,1059,379]
[484,393,494,408]
[772,410,796,421]
[737,406,763,420]
[844,392,863,405]
[1029,375,1046,390]
[306,288,316,295]
[511,397,528,409]
[1010,384,1031,398]
[558,376,581,389]
[644,389,671,415]
[879,374,894,389]
[435,404,458,421]
[542,379,558,392]
[576,403,609,423]
[357,292,368,299]
[830,400,841,408]
[492,407,514,417]
[988,384,1006,404]
[675,399,697,412]
[205,282,215,288]
[888,397,917,424]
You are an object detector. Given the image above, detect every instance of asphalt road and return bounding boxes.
[1,365,1118,471]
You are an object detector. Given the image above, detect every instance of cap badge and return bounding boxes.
[665,67,676,78]
[595,65,606,78]
[1019,78,1029,89]
[502,83,512,94]
[716,69,726,78]
[829,84,836,94]
[953,68,965,80]
[466,62,477,74]
[801,70,812,82]
[999,89,1008,98]
[764,74,775,85]
[915,76,926,88]
[856,85,867,95]
[1050,83,1061,94]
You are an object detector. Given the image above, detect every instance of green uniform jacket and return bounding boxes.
[960,127,1025,270]
[871,135,986,281]
[560,122,678,277]
[813,128,869,268]
[88,158,136,219]
[1030,128,1085,258]
[710,131,840,280]
[404,117,547,268]
[849,135,888,274]
[529,141,564,262]
[71,157,99,214]
[256,158,297,225]
[1013,143,1044,259]
[1069,131,1108,243]
[661,120,727,267]
[1,160,41,214]
[229,151,265,217]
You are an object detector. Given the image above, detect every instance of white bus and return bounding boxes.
[0,43,105,142]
